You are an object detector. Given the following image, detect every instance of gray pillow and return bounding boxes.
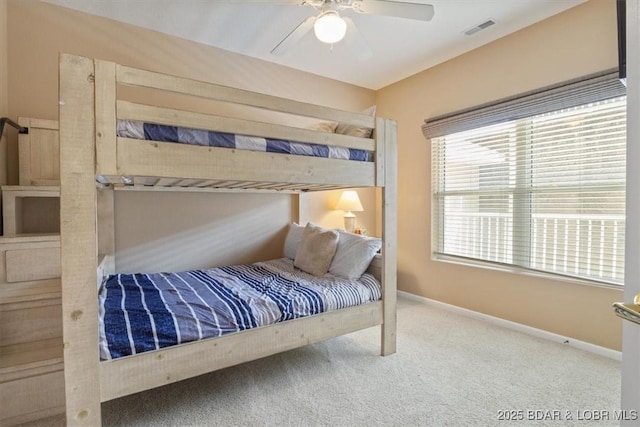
[294,223,339,277]
[329,230,382,278]
[283,222,304,259]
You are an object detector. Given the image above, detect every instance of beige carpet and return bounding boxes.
[33,296,621,426]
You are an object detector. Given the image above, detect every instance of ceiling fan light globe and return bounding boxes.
[313,11,347,44]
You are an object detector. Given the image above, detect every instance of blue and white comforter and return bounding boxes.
[98,258,381,360]
[117,120,372,162]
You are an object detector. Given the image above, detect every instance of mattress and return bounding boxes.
[98,258,381,360]
[117,120,372,162]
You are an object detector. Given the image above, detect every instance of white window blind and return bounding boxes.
[428,72,626,286]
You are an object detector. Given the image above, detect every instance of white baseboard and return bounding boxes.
[398,291,622,361]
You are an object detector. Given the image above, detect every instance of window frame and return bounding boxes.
[426,71,627,287]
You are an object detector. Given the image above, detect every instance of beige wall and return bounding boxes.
[0,0,8,184]
[376,0,624,350]
[0,0,7,117]
[301,188,378,236]
[6,0,375,270]
[114,191,295,273]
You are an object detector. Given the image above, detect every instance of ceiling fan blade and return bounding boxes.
[352,0,434,22]
[271,16,316,55]
[342,17,373,61]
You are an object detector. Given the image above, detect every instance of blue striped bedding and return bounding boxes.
[117,120,372,162]
[98,258,381,360]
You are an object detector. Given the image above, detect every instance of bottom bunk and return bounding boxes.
[100,300,383,401]
[97,223,387,402]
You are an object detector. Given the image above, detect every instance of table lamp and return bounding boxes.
[335,190,363,233]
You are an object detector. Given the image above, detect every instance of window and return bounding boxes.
[426,71,626,286]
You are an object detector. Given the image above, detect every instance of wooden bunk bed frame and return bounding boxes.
[59,53,397,425]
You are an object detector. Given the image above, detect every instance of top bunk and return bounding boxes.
[59,54,396,193]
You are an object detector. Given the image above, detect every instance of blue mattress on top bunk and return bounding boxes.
[98,258,381,360]
[117,120,372,162]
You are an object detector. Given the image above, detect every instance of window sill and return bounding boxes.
[432,253,624,291]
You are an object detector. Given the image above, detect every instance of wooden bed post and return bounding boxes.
[59,54,101,424]
[381,118,398,356]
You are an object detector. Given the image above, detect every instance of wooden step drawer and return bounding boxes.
[0,337,65,425]
[0,235,61,283]
[0,370,65,426]
[0,298,62,347]
[0,236,62,347]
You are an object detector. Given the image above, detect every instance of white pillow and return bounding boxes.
[294,223,339,277]
[283,223,304,259]
[329,230,382,279]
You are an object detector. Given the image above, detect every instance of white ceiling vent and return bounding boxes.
[464,19,496,36]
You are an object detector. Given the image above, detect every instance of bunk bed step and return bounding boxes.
[0,233,64,425]
[0,338,65,425]
[0,337,63,382]
[0,235,62,347]
[0,278,61,304]
[1,186,60,236]
[0,297,62,347]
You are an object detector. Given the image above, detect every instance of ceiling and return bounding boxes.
[43,0,587,90]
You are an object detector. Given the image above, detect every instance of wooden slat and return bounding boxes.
[173,178,206,187]
[100,301,383,402]
[106,176,351,194]
[59,53,101,425]
[116,65,375,128]
[112,184,298,195]
[210,180,236,188]
[381,119,398,356]
[225,181,259,189]
[117,101,376,152]
[155,177,181,186]
[116,137,376,187]
[192,179,220,188]
[132,176,158,186]
[95,60,118,176]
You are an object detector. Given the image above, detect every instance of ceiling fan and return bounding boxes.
[229,0,435,57]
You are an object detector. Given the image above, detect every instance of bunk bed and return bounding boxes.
[58,53,397,425]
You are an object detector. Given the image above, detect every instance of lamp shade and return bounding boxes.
[314,11,347,44]
[335,190,363,212]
